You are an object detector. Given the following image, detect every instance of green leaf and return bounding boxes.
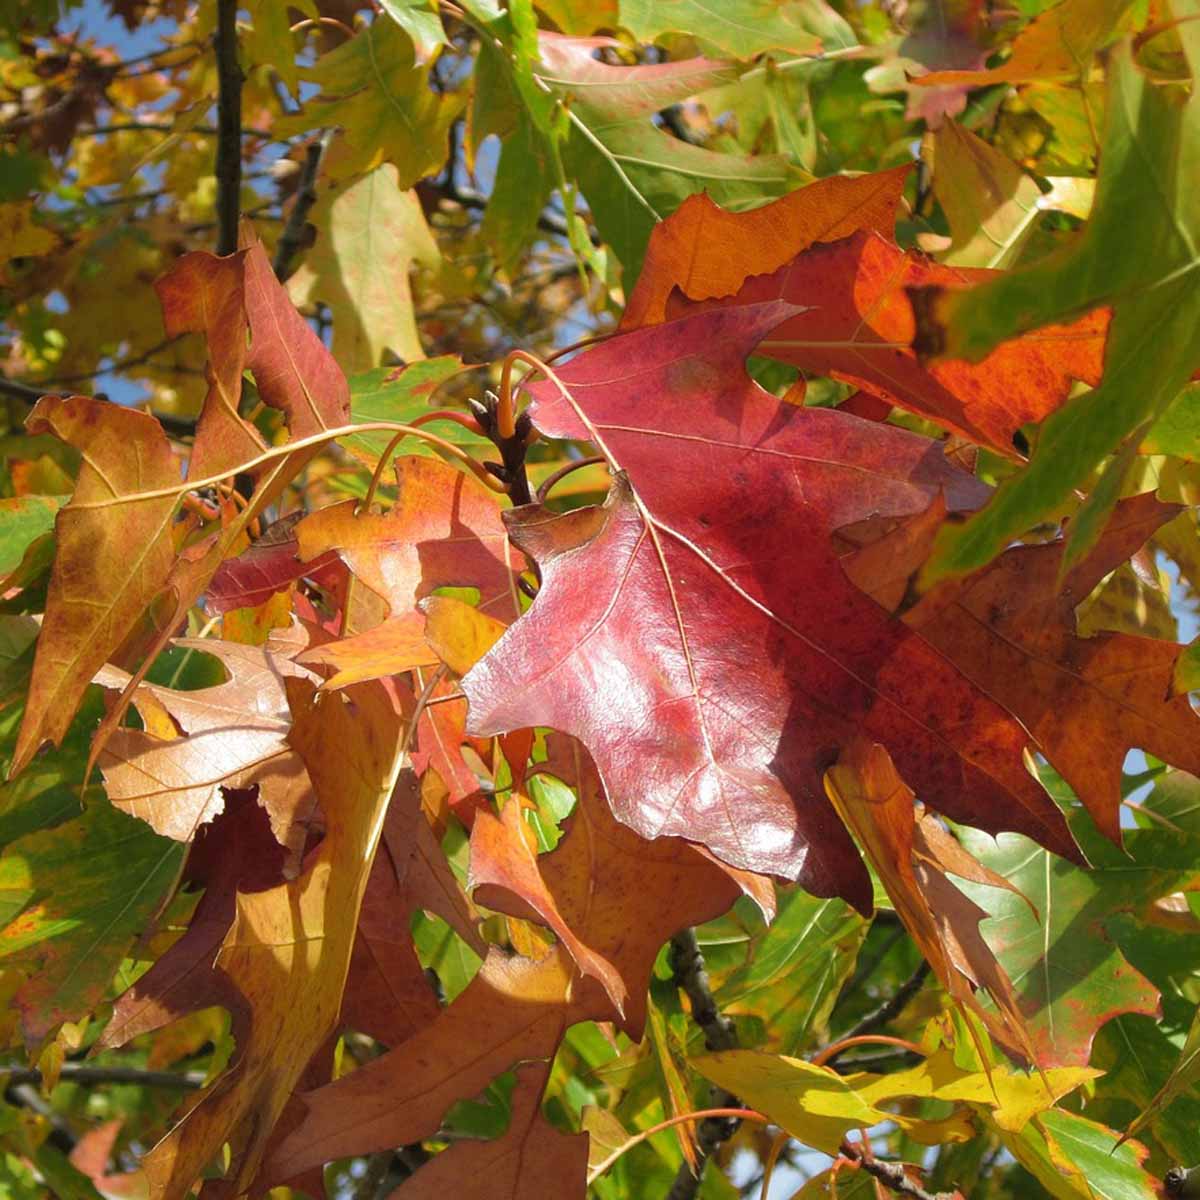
[932,120,1046,269]
[345,358,490,466]
[0,797,185,1045]
[0,496,62,578]
[709,886,866,1053]
[956,792,1200,1067]
[378,0,449,63]
[1091,1013,1200,1165]
[535,37,805,273]
[618,0,855,60]
[276,17,462,185]
[1003,1110,1159,1200]
[921,28,1200,582]
[289,163,442,373]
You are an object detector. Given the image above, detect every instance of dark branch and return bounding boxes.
[273,132,331,282]
[214,0,244,256]
[1,1063,204,1090]
[666,928,739,1200]
[840,1139,959,1200]
[821,960,931,1068]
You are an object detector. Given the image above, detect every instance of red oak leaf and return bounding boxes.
[653,225,1108,456]
[462,302,1079,910]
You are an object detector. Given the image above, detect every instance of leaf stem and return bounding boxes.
[66,421,508,510]
[810,1034,925,1070]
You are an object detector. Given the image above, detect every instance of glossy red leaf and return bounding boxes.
[462,303,1087,909]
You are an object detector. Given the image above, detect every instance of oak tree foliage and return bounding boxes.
[1,0,1199,1197]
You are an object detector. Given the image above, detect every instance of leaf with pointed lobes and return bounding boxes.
[344,814,442,1048]
[622,166,910,329]
[239,224,351,441]
[464,302,1078,912]
[142,677,404,1200]
[93,631,321,869]
[824,740,1041,1066]
[386,1060,588,1200]
[676,229,1108,455]
[10,397,183,776]
[470,736,749,1034]
[298,610,439,690]
[154,250,265,481]
[259,943,612,1189]
[846,490,1200,850]
[297,455,523,628]
[0,797,185,1047]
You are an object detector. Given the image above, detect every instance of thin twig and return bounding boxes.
[273,131,332,282]
[839,1138,959,1200]
[820,961,931,1068]
[667,928,740,1200]
[214,0,244,256]
[0,1064,204,1090]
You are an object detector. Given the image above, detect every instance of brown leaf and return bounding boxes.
[850,491,1200,847]
[260,944,609,1188]
[472,736,750,1039]
[385,1061,589,1200]
[12,397,183,775]
[143,677,404,1200]
[94,634,320,863]
[824,740,1039,1064]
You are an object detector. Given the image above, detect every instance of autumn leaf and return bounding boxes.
[824,739,1040,1065]
[469,736,747,1036]
[143,677,405,1200]
[10,398,185,775]
[96,789,291,1054]
[621,165,909,329]
[93,633,321,861]
[464,302,1079,909]
[296,455,522,628]
[915,0,1134,87]
[848,491,1200,847]
[670,228,1109,456]
[391,1060,589,1199]
[260,944,610,1187]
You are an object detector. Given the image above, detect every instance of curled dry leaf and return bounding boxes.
[824,739,1040,1065]
[94,634,321,867]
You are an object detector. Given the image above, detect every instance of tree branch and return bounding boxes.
[840,1138,959,1200]
[0,1063,204,1090]
[667,927,739,1200]
[214,0,244,256]
[821,961,931,1068]
[273,132,331,282]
